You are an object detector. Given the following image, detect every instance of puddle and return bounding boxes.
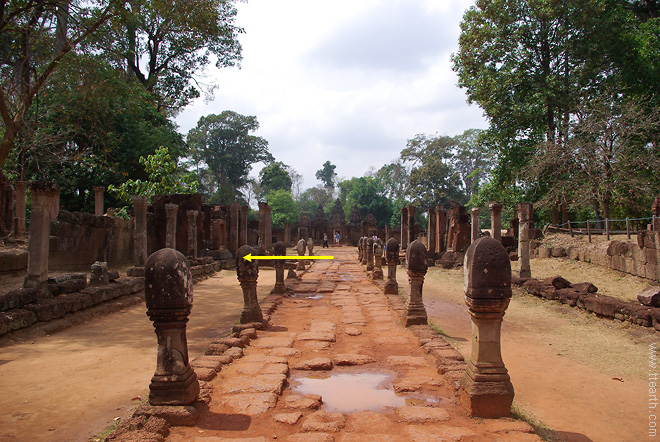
[292,372,439,412]
[291,293,324,299]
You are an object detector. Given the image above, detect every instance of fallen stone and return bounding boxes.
[133,404,198,427]
[542,275,572,289]
[571,282,598,294]
[638,286,660,307]
[282,394,323,409]
[239,327,257,339]
[204,343,229,355]
[224,347,243,359]
[194,368,217,382]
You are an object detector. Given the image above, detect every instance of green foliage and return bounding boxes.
[108,146,198,202]
[298,186,333,216]
[186,111,273,204]
[259,161,292,195]
[343,177,393,228]
[315,161,337,189]
[266,189,300,229]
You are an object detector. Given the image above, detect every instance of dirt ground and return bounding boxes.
[0,241,656,441]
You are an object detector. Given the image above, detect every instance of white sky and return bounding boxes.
[175,0,488,190]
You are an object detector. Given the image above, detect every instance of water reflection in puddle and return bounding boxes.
[292,373,408,412]
[291,293,324,299]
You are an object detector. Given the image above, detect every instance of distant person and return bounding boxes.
[323,233,329,248]
[334,232,340,246]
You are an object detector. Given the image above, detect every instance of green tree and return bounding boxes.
[401,134,464,208]
[452,129,492,200]
[372,160,410,200]
[298,186,333,216]
[186,111,273,204]
[266,189,300,229]
[98,0,243,114]
[0,0,121,168]
[108,146,198,202]
[259,161,292,195]
[315,160,337,189]
[344,177,392,227]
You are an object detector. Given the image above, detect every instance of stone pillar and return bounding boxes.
[229,202,239,253]
[165,204,178,250]
[385,224,390,241]
[517,203,533,279]
[187,210,199,259]
[427,208,436,254]
[405,239,428,326]
[145,248,199,405]
[436,206,446,253]
[366,237,374,272]
[407,204,416,246]
[258,201,267,250]
[357,237,364,263]
[470,208,481,244]
[460,237,514,418]
[239,205,248,247]
[14,181,27,235]
[307,237,314,257]
[24,182,58,289]
[284,223,291,245]
[133,196,148,265]
[401,207,408,250]
[265,204,273,252]
[93,186,105,216]
[51,185,60,221]
[372,239,384,280]
[361,237,368,265]
[271,241,287,295]
[235,245,264,324]
[489,203,503,243]
[384,238,400,294]
[296,238,307,271]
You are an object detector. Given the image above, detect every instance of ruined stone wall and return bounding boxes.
[49,210,134,270]
[535,230,660,283]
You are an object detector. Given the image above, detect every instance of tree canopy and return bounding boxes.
[315,161,337,189]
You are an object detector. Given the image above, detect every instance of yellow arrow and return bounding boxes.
[243,253,334,262]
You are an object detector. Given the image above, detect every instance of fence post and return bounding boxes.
[605,218,610,241]
[587,220,592,243]
[568,220,574,238]
[626,218,630,240]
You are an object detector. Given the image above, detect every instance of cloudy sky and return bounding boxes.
[175,0,488,190]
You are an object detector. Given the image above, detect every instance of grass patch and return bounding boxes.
[88,420,120,442]
[511,402,562,442]
[428,319,452,339]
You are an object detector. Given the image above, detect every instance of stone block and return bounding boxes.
[542,276,572,289]
[557,289,583,307]
[522,279,543,297]
[541,286,559,300]
[3,309,37,331]
[57,278,87,294]
[0,250,28,273]
[550,247,565,257]
[638,287,660,307]
[0,287,41,311]
[59,293,84,312]
[567,247,579,260]
[582,294,624,319]
[571,282,598,294]
[133,405,198,427]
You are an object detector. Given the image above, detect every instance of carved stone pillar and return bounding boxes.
[517,203,533,279]
[307,237,314,257]
[93,186,105,216]
[24,182,58,289]
[489,203,503,242]
[470,208,481,244]
[427,208,436,254]
[366,237,374,272]
[258,201,267,251]
[436,206,446,253]
[229,202,239,254]
[133,196,148,265]
[165,204,178,250]
[357,237,364,262]
[384,238,400,294]
[14,181,27,235]
[265,204,273,252]
[361,237,368,266]
[407,204,416,246]
[236,245,264,324]
[239,205,248,247]
[400,207,408,250]
[187,210,198,259]
[271,241,287,295]
[372,239,384,280]
[296,238,307,271]
[404,239,428,326]
[460,237,514,418]
[145,248,199,405]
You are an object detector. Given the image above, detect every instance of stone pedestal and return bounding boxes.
[145,248,199,405]
[400,208,408,250]
[186,210,199,259]
[271,241,287,294]
[459,237,514,418]
[404,239,428,326]
[372,239,383,280]
[24,182,58,289]
[133,196,149,265]
[93,186,105,216]
[307,237,314,257]
[489,203,503,243]
[366,237,374,272]
[236,245,264,324]
[470,208,481,244]
[90,261,109,287]
[517,203,533,279]
[384,238,400,294]
[165,204,179,250]
[357,237,364,263]
[14,181,27,235]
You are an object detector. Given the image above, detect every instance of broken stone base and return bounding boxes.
[133,404,199,426]
[459,374,514,418]
[148,368,200,406]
